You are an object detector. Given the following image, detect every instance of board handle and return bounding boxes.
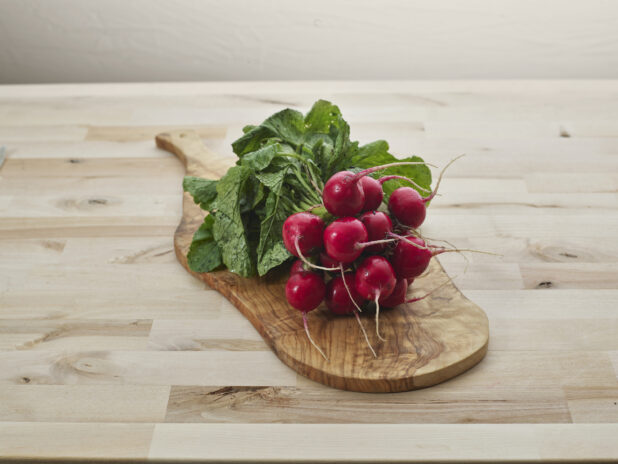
[155,130,232,179]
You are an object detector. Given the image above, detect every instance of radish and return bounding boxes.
[378,278,408,308]
[285,272,328,360]
[388,155,463,228]
[391,236,434,280]
[290,259,315,276]
[359,176,383,211]
[323,217,396,264]
[354,256,397,341]
[325,273,377,357]
[388,187,428,229]
[322,161,432,217]
[323,217,368,263]
[322,171,364,217]
[359,211,393,253]
[326,273,363,316]
[282,212,325,258]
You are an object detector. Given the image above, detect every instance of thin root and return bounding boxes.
[374,295,386,342]
[424,154,465,203]
[295,237,339,271]
[354,310,377,358]
[341,263,363,313]
[303,313,328,361]
[432,246,503,257]
[406,276,455,303]
[416,233,472,275]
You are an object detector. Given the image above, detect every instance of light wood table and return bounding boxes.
[0,81,616,463]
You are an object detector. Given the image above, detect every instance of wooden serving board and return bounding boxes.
[156,130,489,393]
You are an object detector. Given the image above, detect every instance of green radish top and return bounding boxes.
[183,100,432,277]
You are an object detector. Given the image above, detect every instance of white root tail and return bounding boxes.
[406,276,455,303]
[424,154,466,203]
[353,310,377,358]
[294,236,339,272]
[340,264,363,313]
[374,295,386,342]
[302,313,328,361]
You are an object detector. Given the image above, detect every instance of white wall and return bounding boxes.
[1,0,617,83]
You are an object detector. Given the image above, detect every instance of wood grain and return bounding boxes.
[0,80,617,461]
[156,130,489,393]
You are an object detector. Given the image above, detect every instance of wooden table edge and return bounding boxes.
[1,423,617,462]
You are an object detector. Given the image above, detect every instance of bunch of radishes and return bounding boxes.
[282,159,461,359]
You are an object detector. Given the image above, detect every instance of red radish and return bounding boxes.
[282,212,325,258]
[290,259,315,276]
[388,187,428,228]
[322,161,432,217]
[322,171,365,217]
[285,272,328,360]
[323,218,368,263]
[325,274,363,315]
[359,211,393,253]
[388,155,464,228]
[378,279,408,308]
[286,272,325,313]
[326,273,377,357]
[359,176,383,211]
[354,256,397,341]
[323,217,397,264]
[355,256,397,300]
[391,235,433,280]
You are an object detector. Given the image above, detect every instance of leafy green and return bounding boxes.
[185,99,432,277]
[183,176,218,210]
[351,141,432,199]
[261,109,305,147]
[304,99,342,133]
[256,188,290,276]
[212,166,255,277]
[186,215,222,273]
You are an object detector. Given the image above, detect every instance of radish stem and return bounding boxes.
[388,232,431,250]
[353,161,437,182]
[379,175,431,193]
[356,238,396,249]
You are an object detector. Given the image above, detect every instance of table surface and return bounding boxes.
[0,80,617,462]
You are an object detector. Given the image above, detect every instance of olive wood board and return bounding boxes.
[156,130,489,393]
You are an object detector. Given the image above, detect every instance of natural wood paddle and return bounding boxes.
[156,130,489,392]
